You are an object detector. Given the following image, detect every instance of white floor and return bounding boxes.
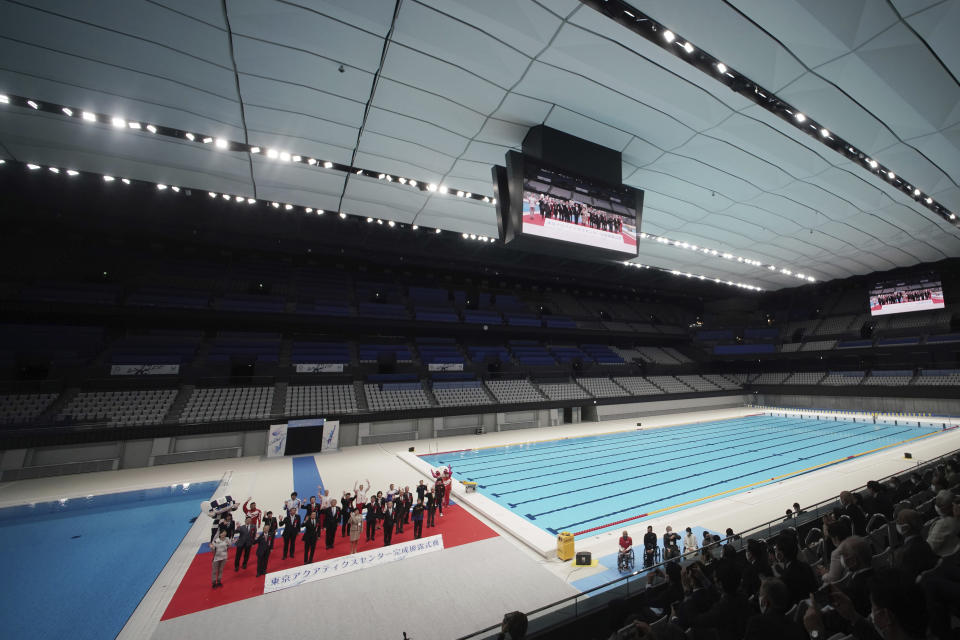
[2,404,958,640]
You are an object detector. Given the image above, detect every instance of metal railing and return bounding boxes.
[454,443,960,640]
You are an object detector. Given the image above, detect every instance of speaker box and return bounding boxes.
[575,551,592,566]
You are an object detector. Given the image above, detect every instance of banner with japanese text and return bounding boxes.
[262,535,444,593]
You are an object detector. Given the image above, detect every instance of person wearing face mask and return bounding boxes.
[840,491,867,536]
[741,538,772,597]
[837,536,875,618]
[891,509,936,582]
[743,578,806,640]
[773,533,818,605]
[803,569,927,640]
[817,519,851,584]
[926,490,959,558]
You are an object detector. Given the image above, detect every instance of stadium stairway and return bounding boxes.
[38,387,77,424]
[270,382,287,416]
[422,381,440,407]
[164,386,194,423]
[277,338,292,368]
[353,380,368,411]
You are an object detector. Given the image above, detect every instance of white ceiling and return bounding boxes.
[0,0,958,290]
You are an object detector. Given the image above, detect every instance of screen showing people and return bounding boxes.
[521,162,638,255]
[869,277,944,316]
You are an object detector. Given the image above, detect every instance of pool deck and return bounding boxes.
[1,405,958,639]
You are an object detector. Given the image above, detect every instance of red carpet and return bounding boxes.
[162,504,497,620]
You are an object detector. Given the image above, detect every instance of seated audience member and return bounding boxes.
[672,563,717,628]
[818,518,851,584]
[792,502,804,517]
[662,526,680,560]
[689,563,752,640]
[496,610,528,640]
[643,525,658,567]
[840,491,867,535]
[863,480,893,520]
[837,536,874,618]
[803,569,927,640]
[743,578,806,640]
[926,490,960,558]
[773,533,818,605]
[783,508,794,522]
[892,508,937,582]
[741,538,772,597]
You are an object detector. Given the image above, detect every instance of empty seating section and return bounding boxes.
[107,331,201,366]
[218,293,285,313]
[21,282,120,305]
[812,315,856,335]
[820,371,865,386]
[0,393,58,425]
[510,342,556,366]
[463,310,502,325]
[126,287,210,309]
[577,377,628,397]
[676,375,721,392]
[780,342,801,352]
[358,344,412,363]
[800,340,837,351]
[580,344,624,364]
[207,332,280,364]
[701,374,742,390]
[613,376,664,395]
[646,376,693,393]
[543,316,576,328]
[466,345,510,364]
[0,325,103,369]
[285,385,357,415]
[782,319,819,339]
[914,369,960,386]
[862,370,914,386]
[636,347,681,364]
[58,389,177,426]
[295,272,354,316]
[548,345,590,364]
[411,287,457,323]
[290,341,350,365]
[363,382,430,411]
[783,372,826,385]
[180,387,274,422]
[661,347,691,363]
[432,381,492,407]
[537,382,591,400]
[416,339,463,366]
[485,379,543,404]
[751,372,791,385]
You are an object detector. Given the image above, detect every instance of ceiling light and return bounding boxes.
[146,124,157,133]
[209,191,217,198]
[284,203,293,210]
[316,209,324,215]
[123,178,131,185]
[356,169,363,175]
[249,146,260,154]
[376,219,383,225]
[266,149,278,159]
[925,197,933,204]
[247,198,256,204]
[279,151,291,162]
[682,42,694,54]
[398,177,407,185]
[271,202,280,208]
[82,111,96,122]
[456,191,464,197]
[27,100,38,109]
[807,276,815,282]
[867,158,877,169]
[66,169,78,176]
[235,196,244,202]
[128,121,141,129]
[435,228,441,234]
[366,217,373,223]
[388,220,395,227]
[716,62,727,74]
[410,180,418,187]
[319,161,331,169]
[202,137,213,144]
[385,175,392,181]
[412,225,418,230]
[307,158,317,165]
[913,188,921,196]
[462,233,468,239]
[378,173,385,180]
[950,213,956,221]
[663,30,675,43]
[62,107,73,116]
[292,155,302,162]
[221,193,229,200]
[794,113,806,123]
[48,167,59,174]
[887,171,895,180]
[102,175,114,182]
[156,183,167,190]
[305,207,313,213]
[215,138,228,149]
[339,212,347,219]
[439,185,448,194]
[427,183,438,192]
[185,132,195,141]
[0,94,8,103]
[820,128,829,137]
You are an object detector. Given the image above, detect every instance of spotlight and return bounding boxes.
[376,219,383,225]
[339,212,347,219]
[385,175,392,181]
[470,233,477,239]
[266,149,278,159]
[794,112,806,123]
[412,225,418,230]
[185,132,195,141]
[456,191,464,197]
[66,169,78,176]
[209,191,217,198]
[271,202,280,208]
[157,184,167,190]
[316,209,324,215]
[202,137,213,144]
[388,220,395,227]
[247,198,256,204]
[279,151,291,162]
[378,174,385,180]
[465,192,471,198]
[367,217,373,223]
[82,111,96,122]
[356,169,363,175]
[307,158,317,165]
[462,233,468,239]
[439,185,448,194]
[292,155,301,162]
[409,180,417,187]
[103,175,115,182]
[249,146,260,153]
[887,171,895,180]
[716,62,727,73]
[913,188,921,196]
[27,100,38,109]
[305,207,313,213]
[663,30,675,43]
[123,178,132,185]
[128,121,141,129]
[48,167,60,173]
[0,94,8,103]
[62,107,73,116]
[427,183,438,192]
[221,193,230,200]
[235,195,244,202]
[925,197,933,204]
[146,124,157,133]
[867,158,877,168]
[399,177,407,184]
[950,213,956,220]
[284,203,293,210]
[819,128,829,137]
[435,228,441,234]
[682,42,694,54]
[215,138,228,149]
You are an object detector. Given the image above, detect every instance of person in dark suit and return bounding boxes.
[381,503,395,546]
[642,525,658,568]
[323,502,340,550]
[412,498,425,539]
[234,515,255,571]
[840,491,867,535]
[837,536,875,618]
[773,534,818,605]
[218,512,236,540]
[364,498,380,541]
[255,526,271,577]
[425,490,437,528]
[893,508,937,582]
[263,511,279,550]
[301,511,318,564]
[280,508,301,560]
[689,563,753,640]
[743,578,806,640]
[340,491,354,538]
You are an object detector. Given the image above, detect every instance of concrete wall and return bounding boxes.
[754,393,960,416]
[592,394,749,420]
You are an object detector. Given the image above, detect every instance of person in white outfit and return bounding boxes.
[683,527,698,556]
[211,529,233,588]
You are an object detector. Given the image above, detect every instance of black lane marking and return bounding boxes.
[504,421,881,506]
[538,426,914,529]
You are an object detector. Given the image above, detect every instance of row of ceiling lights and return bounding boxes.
[593,0,956,225]
[620,259,762,291]
[2,91,778,290]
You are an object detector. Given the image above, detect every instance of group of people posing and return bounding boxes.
[206,465,454,588]
[531,194,624,234]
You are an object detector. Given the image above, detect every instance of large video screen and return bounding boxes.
[520,159,638,255]
[869,276,945,316]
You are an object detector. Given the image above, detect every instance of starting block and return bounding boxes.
[462,481,477,493]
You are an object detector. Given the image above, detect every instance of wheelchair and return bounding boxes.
[617,547,635,572]
[642,545,660,568]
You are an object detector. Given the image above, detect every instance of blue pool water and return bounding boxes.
[0,481,217,640]
[420,415,940,537]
